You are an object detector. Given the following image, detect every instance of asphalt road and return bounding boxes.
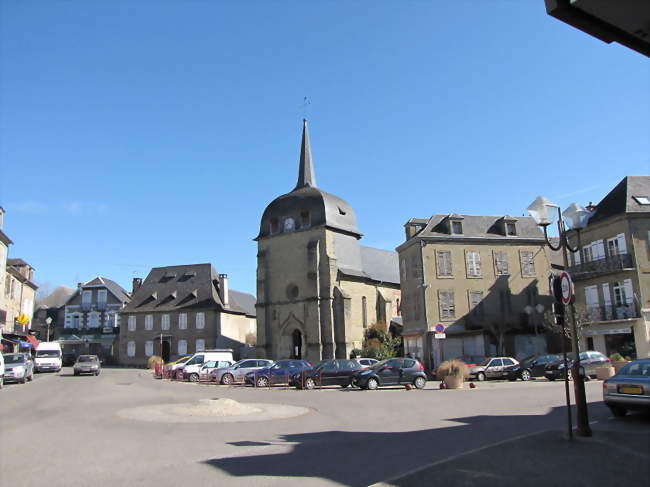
[0,368,644,487]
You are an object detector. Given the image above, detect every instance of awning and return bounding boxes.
[26,335,40,348]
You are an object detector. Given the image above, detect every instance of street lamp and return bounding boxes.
[45,317,53,342]
[527,196,591,438]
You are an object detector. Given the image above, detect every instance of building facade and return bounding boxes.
[397,214,556,372]
[566,176,650,359]
[119,264,256,366]
[0,207,12,334]
[57,277,131,362]
[255,120,401,362]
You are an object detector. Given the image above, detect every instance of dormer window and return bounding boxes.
[506,223,517,236]
[452,221,463,234]
[270,218,279,234]
[447,214,464,235]
[633,196,650,205]
[283,217,295,232]
[300,210,310,228]
[500,216,517,236]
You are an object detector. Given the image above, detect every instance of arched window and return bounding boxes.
[362,296,368,328]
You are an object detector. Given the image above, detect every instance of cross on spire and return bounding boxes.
[295,118,317,189]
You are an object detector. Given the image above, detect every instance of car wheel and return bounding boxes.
[221,373,234,385]
[28,372,34,382]
[547,376,555,381]
[74,371,79,376]
[256,376,269,388]
[0,377,3,389]
[340,383,349,388]
[189,373,200,383]
[304,378,316,390]
[95,371,100,376]
[414,377,426,389]
[20,376,26,384]
[609,405,627,418]
[521,370,532,381]
[367,378,379,390]
[477,372,486,382]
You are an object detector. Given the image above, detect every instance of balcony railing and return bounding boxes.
[568,253,634,280]
[586,304,639,323]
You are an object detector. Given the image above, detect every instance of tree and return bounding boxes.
[541,303,591,347]
[356,322,401,360]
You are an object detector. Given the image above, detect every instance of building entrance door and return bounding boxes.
[292,329,302,359]
[161,340,171,362]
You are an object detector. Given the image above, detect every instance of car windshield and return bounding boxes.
[36,350,60,358]
[3,354,25,364]
[620,361,650,376]
[478,359,492,366]
[77,356,96,363]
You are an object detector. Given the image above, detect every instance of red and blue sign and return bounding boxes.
[434,323,445,333]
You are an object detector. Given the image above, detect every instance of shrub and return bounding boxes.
[436,360,469,380]
[147,355,164,369]
[609,353,625,362]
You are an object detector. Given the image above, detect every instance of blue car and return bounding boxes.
[245,359,312,387]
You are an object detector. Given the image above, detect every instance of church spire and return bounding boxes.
[295,118,317,189]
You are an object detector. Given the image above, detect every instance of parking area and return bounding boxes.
[1,367,647,487]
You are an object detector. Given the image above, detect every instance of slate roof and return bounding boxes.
[121,264,255,316]
[7,258,33,269]
[36,286,76,309]
[334,233,400,285]
[83,276,131,303]
[403,214,545,242]
[587,176,650,225]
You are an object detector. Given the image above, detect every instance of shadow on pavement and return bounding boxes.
[201,404,649,487]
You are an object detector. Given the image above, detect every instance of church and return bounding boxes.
[255,120,401,361]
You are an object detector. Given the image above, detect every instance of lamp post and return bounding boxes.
[527,196,592,438]
[45,317,53,342]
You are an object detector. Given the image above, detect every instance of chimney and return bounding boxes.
[77,282,83,290]
[132,277,142,294]
[586,201,597,212]
[219,274,229,307]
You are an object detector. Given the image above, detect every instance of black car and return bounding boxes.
[544,350,610,381]
[505,354,561,381]
[292,359,363,389]
[62,353,77,367]
[351,358,427,390]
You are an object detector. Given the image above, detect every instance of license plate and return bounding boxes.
[619,385,643,395]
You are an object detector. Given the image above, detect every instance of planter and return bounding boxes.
[596,366,615,380]
[443,375,464,389]
[612,361,628,373]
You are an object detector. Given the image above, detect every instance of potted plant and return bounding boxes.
[436,360,468,389]
[609,353,629,373]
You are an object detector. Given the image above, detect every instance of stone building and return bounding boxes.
[397,214,556,371]
[2,258,38,352]
[0,207,12,335]
[255,120,400,362]
[119,264,256,366]
[566,176,650,359]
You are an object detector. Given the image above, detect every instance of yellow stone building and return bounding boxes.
[255,120,400,361]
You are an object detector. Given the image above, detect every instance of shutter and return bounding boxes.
[574,248,581,265]
[623,279,634,305]
[601,283,611,306]
[617,234,627,254]
[596,240,606,259]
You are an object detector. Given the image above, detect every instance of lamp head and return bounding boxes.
[562,203,590,230]
[527,196,559,226]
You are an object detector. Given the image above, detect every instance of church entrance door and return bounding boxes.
[292,329,302,359]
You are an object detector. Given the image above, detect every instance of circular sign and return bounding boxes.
[560,271,573,305]
[434,323,445,333]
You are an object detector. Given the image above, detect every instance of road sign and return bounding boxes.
[434,333,446,339]
[434,323,445,333]
[560,271,573,305]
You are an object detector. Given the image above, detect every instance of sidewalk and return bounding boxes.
[372,423,650,487]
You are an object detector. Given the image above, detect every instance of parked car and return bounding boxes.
[292,359,363,389]
[603,358,650,417]
[0,353,4,389]
[468,357,519,381]
[62,353,77,367]
[165,355,192,378]
[73,355,101,376]
[505,354,561,381]
[245,359,312,387]
[354,358,379,369]
[198,360,233,382]
[212,359,274,385]
[351,358,427,390]
[544,351,610,381]
[182,350,235,382]
[34,342,62,373]
[2,353,35,384]
[455,355,487,367]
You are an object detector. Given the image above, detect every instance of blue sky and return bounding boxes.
[1,1,648,297]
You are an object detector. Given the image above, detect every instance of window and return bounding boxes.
[270,218,279,234]
[145,341,153,357]
[502,358,515,366]
[607,234,627,256]
[452,221,463,234]
[494,250,509,275]
[633,196,650,205]
[300,210,310,228]
[128,315,136,331]
[88,312,100,328]
[469,291,484,316]
[506,223,516,236]
[71,314,81,328]
[179,313,187,330]
[127,341,136,357]
[177,339,187,355]
[161,314,170,330]
[362,297,367,328]
[196,312,205,329]
[439,290,455,320]
[82,290,92,306]
[195,339,205,352]
[145,314,153,330]
[520,250,536,277]
[436,250,453,277]
[98,290,107,306]
[283,217,295,232]
[466,251,482,277]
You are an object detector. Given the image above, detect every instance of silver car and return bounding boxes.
[212,359,273,385]
[73,355,101,376]
[468,357,519,381]
[603,358,650,417]
[3,353,35,384]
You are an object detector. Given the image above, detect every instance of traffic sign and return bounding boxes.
[434,333,446,339]
[434,323,445,333]
[560,271,573,305]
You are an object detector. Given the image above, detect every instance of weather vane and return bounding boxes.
[301,96,311,119]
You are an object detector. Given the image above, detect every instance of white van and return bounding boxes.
[181,349,234,382]
[35,342,62,372]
